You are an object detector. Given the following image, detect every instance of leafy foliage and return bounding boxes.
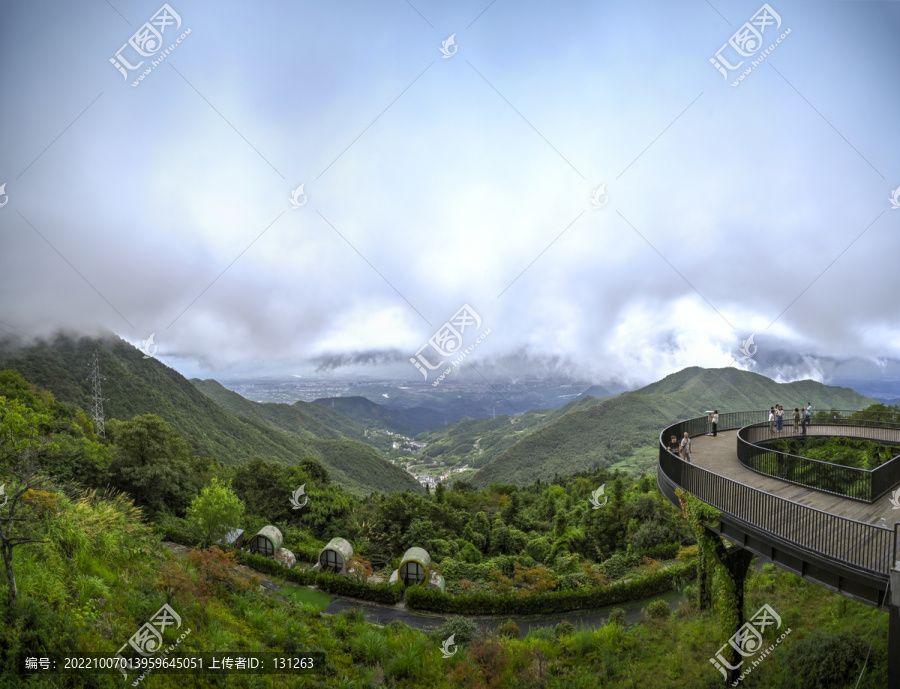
[645,598,670,619]
[185,477,245,545]
[775,630,868,689]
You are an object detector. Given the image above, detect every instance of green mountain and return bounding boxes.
[465,367,877,486]
[312,395,445,436]
[192,379,369,441]
[0,334,422,496]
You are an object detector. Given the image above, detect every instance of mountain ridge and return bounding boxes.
[0,334,422,496]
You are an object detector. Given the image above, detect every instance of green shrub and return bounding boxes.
[555,620,576,638]
[459,542,482,564]
[776,630,865,689]
[495,619,520,639]
[600,553,628,580]
[645,598,670,619]
[434,616,480,646]
[608,608,626,625]
[631,522,673,552]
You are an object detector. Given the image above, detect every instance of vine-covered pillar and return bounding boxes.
[705,526,754,686]
[890,568,900,689]
[676,489,718,610]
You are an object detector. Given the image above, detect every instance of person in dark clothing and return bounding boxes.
[667,435,680,454]
[712,410,719,438]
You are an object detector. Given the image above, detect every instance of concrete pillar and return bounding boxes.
[890,569,900,689]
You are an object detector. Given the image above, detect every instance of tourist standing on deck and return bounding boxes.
[793,407,801,432]
[668,435,680,454]
[775,405,784,433]
[712,411,719,438]
[680,432,692,463]
[769,408,776,435]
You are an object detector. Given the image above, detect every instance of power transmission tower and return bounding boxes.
[89,350,106,438]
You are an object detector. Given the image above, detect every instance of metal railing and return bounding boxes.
[658,412,895,577]
[737,421,900,502]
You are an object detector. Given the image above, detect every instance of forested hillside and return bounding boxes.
[0,334,421,496]
[455,367,877,486]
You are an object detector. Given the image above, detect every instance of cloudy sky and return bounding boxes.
[1,0,899,387]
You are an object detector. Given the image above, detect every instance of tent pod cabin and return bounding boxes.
[317,537,354,575]
[249,526,283,557]
[388,547,445,591]
[398,547,430,586]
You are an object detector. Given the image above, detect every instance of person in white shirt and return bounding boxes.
[768,408,775,435]
[712,411,719,438]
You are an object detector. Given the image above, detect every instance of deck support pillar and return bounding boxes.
[890,568,900,689]
[704,527,754,686]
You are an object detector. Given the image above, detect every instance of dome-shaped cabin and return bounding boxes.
[398,547,430,586]
[317,537,354,574]
[249,526,283,557]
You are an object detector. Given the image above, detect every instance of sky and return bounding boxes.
[1,0,899,388]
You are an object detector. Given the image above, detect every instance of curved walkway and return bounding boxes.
[691,429,900,526]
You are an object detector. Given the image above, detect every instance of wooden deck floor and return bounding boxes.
[690,430,900,528]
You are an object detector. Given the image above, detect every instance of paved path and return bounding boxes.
[690,430,900,527]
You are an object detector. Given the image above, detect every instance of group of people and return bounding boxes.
[768,403,815,436]
[667,404,818,465]
[667,431,694,463]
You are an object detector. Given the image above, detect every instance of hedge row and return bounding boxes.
[234,551,405,605]
[405,562,696,615]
